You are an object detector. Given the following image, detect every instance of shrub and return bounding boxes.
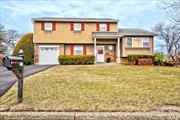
[154,53,165,65]
[121,57,131,65]
[127,54,154,65]
[12,33,34,65]
[153,53,175,66]
[162,61,175,66]
[138,59,153,65]
[0,54,4,66]
[59,55,95,65]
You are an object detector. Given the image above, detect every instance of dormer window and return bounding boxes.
[74,23,81,31]
[45,23,52,31]
[99,23,107,32]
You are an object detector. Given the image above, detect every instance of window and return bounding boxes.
[126,37,150,48]
[45,23,52,31]
[126,38,132,47]
[132,38,143,47]
[74,45,83,55]
[143,38,150,47]
[98,47,103,54]
[99,24,107,31]
[74,23,81,31]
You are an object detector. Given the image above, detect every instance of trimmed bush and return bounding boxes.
[59,55,95,65]
[12,33,34,65]
[154,53,165,65]
[127,54,154,65]
[138,59,153,65]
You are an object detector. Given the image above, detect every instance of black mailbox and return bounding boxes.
[3,50,24,103]
[3,56,23,70]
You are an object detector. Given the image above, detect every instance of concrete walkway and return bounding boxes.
[0,65,53,97]
[0,112,180,120]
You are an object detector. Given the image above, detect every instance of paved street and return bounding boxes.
[0,65,53,97]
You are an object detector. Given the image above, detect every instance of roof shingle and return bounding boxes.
[92,28,156,38]
[32,17,118,23]
[118,28,156,36]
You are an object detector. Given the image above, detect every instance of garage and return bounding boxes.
[39,45,59,65]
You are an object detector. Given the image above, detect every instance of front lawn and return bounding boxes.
[0,65,180,112]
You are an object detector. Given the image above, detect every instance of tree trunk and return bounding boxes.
[175,55,179,67]
[167,52,171,62]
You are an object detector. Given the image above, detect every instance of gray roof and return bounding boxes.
[32,17,118,23]
[118,28,156,36]
[92,32,122,39]
[92,28,156,38]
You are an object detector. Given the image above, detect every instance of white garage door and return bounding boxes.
[39,45,59,65]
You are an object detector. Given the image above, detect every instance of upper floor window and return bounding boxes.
[71,23,84,31]
[45,23,52,31]
[74,23,81,31]
[99,23,107,32]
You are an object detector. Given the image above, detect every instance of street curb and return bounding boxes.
[0,112,180,120]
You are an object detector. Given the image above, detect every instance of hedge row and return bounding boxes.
[127,54,154,65]
[138,59,153,65]
[58,55,95,65]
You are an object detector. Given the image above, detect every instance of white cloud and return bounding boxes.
[0,0,167,52]
[0,0,165,32]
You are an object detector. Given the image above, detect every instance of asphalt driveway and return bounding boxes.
[0,65,53,97]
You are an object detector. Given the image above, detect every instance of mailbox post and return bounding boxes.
[3,50,24,103]
[17,49,24,103]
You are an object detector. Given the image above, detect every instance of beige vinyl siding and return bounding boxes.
[34,22,118,44]
[121,36,154,57]
[64,45,94,55]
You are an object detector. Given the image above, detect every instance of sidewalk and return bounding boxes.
[0,112,180,120]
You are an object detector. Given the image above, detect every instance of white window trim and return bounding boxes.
[74,23,81,31]
[45,23,52,31]
[39,45,59,48]
[74,45,83,55]
[99,23,107,32]
[143,38,150,47]
[126,38,132,48]
[125,37,150,48]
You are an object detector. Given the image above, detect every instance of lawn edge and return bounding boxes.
[0,111,180,120]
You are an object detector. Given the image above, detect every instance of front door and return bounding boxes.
[97,46,105,63]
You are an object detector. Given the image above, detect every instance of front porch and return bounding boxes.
[92,32,122,63]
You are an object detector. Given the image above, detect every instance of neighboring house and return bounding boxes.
[32,17,155,65]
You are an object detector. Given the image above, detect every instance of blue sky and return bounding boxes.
[0,0,168,52]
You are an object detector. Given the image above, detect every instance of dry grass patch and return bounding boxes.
[0,65,180,112]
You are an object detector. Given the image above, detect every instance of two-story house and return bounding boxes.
[32,17,155,65]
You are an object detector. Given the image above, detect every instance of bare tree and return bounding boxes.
[153,22,180,65]
[159,0,180,23]
[6,30,19,48]
[0,24,7,54]
[154,0,180,66]
[174,29,180,65]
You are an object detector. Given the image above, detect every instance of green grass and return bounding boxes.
[0,65,180,112]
